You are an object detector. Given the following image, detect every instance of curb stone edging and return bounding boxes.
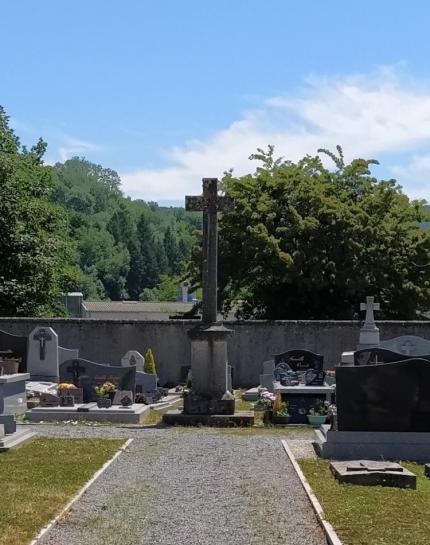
[29,437,134,545]
[281,439,343,545]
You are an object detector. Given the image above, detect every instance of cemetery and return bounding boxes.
[0,177,430,544]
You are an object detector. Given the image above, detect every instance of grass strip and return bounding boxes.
[299,458,430,545]
[0,437,123,545]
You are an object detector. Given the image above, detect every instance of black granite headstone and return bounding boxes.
[59,358,136,402]
[354,347,430,366]
[0,329,27,373]
[274,349,325,385]
[337,358,430,432]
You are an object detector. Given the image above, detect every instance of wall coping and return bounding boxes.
[0,317,429,326]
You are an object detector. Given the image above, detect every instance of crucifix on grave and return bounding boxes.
[33,329,52,361]
[180,178,236,416]
[185,178,234,323]
[67,360,86,386]
[358,296,381,349]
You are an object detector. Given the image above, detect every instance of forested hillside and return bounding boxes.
[52,157,200,301]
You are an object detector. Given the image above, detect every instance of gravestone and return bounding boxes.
[28,326,59,382]
[380,335,430,356]
[358,296,380,349]
[59,358,136,402]
[354,347,430,366]
[274,349,325,385]
[0,329,27,372]
[135,371,158,394]
[121,350,145,373]
[425,464,430,478]
[336,358,430,432]
[330,460,416,489]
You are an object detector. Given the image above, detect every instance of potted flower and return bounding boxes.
[101,381,117,401]
[254,388,275,412]
[307,399,329,426]
[94,385,112,408]
[272,393,290,425]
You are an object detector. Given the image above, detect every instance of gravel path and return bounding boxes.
[34,425,325,545]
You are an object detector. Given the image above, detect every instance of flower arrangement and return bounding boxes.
[94,382,116,398]
[274,401,289,417]
[308,399,330,416]
[254,387,275,410]
[58,383,76,390]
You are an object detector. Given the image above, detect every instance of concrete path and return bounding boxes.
[34,426,326,545]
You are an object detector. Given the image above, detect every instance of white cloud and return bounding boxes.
[121,67,430,202]
[391,154,430,200]
[58,137,101,162]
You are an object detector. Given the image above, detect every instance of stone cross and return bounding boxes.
[186,178,234,323]
[33,328,52,361]
[67,360,86,385]
[360,296,380,327]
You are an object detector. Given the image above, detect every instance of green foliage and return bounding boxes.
[198,145,430,319]
[144,348,157,375]
[52,156,198,302]
[0,106,71,316]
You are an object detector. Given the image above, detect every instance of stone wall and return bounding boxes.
[1,318,430,387]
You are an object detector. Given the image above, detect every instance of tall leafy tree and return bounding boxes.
[0,106,70,315]
[204,146,430,319]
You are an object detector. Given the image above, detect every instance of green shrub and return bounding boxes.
[144,348,157,375]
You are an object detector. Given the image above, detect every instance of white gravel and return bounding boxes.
[34,425,325,545]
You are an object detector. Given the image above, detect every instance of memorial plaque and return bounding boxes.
[59,387,83,404]
[40,393,60,407]
[59,395,74,407]
[59,358,136,402]
[112,390,134,406]
[337,358,430,432]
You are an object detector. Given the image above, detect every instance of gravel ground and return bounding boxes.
[34,425,325,545]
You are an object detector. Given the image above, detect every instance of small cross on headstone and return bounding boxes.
[400,340,415,356]
[186,178,234,323]
[360,296,380,327]
[33,329,53,361]
[67,360,86,386]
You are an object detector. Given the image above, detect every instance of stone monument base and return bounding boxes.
[330,460,416,489]
[315,424,430,462]
[0,373,30,416]
[163,409,254,427]
[183,391,235,415]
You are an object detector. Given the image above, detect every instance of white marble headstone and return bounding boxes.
[27,326,59,382]
[121,350,145,373]
[358,296,380,349]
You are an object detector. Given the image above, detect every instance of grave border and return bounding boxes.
[29,438,133,545]
[281,439,343,545]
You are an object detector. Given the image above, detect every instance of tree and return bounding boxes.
[0,106,70,315]
[144,348,157,374]
[207,146,430,319]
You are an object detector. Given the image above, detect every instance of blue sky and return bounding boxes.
[2,1,430,204]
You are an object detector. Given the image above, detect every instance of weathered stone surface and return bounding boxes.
[336,358,430,432]
[121,350,145,373]
[0,373,29,415]
[358,296,380,349]
[425,463,430,478]
[163,409,254,427]
[330,460,416,489]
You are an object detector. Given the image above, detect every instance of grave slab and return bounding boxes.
[330,460,416,489]
[275,382,333,424]
[314,425,430,462]
[0,426,36,452]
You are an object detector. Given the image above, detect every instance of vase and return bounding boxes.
[307,414,327,426]
[97,397,112,409]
